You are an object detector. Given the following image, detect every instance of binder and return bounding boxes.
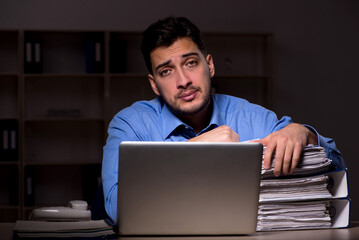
[0,119,18,161]
[259,169,349,203]
[24,166,35,206]
[328,169,351,229]
[330,198,351,228]
[257,169,350,231]
[85,37,104,73]
[24,41,43,73]
[327,169,349,199]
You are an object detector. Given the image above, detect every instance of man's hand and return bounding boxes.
[254,123,318,177]
[188,125,239,142]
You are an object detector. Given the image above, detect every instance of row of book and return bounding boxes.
[0,119,18,162]
[257,145,350,231]
[24,38,127,74]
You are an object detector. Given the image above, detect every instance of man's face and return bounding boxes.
[148,37,215,117]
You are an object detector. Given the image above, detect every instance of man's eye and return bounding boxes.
[187,60,198,67]
[160,69,170,76]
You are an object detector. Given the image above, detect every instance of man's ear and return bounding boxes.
[206,54,215,78]
[148,74,160,96]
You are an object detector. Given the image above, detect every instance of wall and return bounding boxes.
[1,0,358,220]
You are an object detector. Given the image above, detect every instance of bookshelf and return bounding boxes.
[0,29,273,221]
[0,30,21,222]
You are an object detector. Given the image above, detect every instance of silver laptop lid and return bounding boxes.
[117,141,262,235]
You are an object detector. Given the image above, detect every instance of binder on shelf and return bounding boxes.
[0,119,18,161]
[24,166,35,206]
[24,41,43,73]
[85,38,104,73]
[110,38,127,73]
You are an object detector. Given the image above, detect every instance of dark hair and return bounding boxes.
[141,16,207,74]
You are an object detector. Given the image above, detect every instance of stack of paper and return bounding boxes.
[257,201,331,231]
[259,175,332,202]
[261,145,332,179]
[13,220,115,238]
[257,145,350,231]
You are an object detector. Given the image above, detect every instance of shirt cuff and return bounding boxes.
[303,124,321,147]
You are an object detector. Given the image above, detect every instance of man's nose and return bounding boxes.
[176,69,192,89]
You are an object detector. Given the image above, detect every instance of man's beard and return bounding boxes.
[161,85,211,117]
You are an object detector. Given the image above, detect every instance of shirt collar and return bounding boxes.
[161,102,186,139]
[208,95,225,128]
[161,95,225,139]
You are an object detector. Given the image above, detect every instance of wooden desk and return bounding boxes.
[117,222,359,240]
[0,223,15,240]
[2,222,359,240]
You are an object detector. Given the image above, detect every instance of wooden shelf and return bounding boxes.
[0,72,19,76]
[24,161,101,166]
[0,29,274,221]
[24,73,105,77]
[24,118,104,122]
[0,161,19,165]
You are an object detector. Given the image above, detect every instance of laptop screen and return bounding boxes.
[117,141,262,235]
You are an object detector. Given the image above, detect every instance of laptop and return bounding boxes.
[117,141,263,236]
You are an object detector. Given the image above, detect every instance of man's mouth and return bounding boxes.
[178,90,198,101]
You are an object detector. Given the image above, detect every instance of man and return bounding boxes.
[102,16,345,223]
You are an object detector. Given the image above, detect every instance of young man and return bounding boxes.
[101,16,345,223]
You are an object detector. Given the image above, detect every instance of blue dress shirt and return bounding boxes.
[101,94,345,223]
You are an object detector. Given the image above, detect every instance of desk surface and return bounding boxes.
[2,222,359,240]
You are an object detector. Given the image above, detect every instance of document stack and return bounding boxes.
[257,145,350,231]
[13,220,115,238]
